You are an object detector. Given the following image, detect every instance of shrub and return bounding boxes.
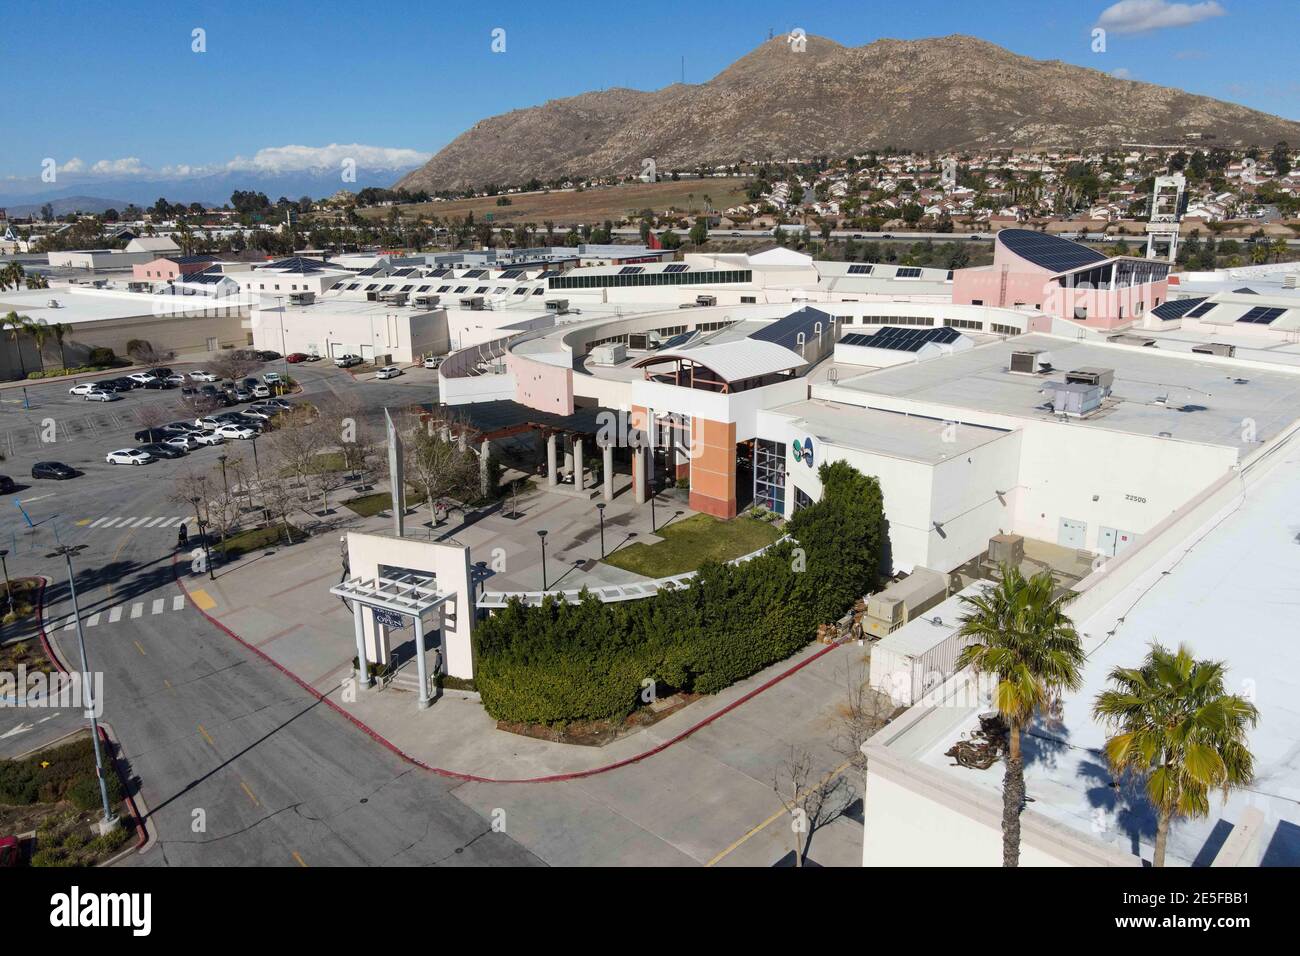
[474,462,886,725]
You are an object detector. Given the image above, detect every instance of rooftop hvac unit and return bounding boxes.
[366,291,379,301]
[380,291,408,306]
[1191,342,1235,358]
[1065,366,1114,392]
[987,533,1025,567]
[1042,380,1104,417]
[412,293,440,308]
[289,291,316,305]
[1284,274,1297,289]
[460,295,485,311]
[1009,349,1053,375]
[861,568,948,640]
[545,298,569,315]
[1107,333,1156,347]
[590,343,627,366]
[695,294,717,307]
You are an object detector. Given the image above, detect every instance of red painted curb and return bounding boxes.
[171,553,843,784]
[33,577,149,850]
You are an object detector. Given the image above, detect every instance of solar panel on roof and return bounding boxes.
[750,306,835,351]
[1232,287,1258,294]
[619,266,644,275]
[1150,297,1207,321]
[539,270,561,280]
[658,331,698,350]
[841,325,961,352]
[463,269,487,279]
[895,267,922,278]
[499,269,525,279]
[1237,306,1286,325]
[847,264,872,275]
[664,263,689,273]
[1186,301,1218,318]
[999,229,1109,273]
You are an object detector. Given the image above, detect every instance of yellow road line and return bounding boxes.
[163,678,173,691]
[706,759,854,867]
[133,640,146,656]
[291,851,307,867]
[107,530,135,597]
[240,780,260,806]
[188,588,216,610]
[197,724,216,748]
[75,518,92,526]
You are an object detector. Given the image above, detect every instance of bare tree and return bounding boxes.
[127,339,175,368]
[208,351,260,383]
[772,745,851,868]
[400,413,479,537]
[830,658,897,774]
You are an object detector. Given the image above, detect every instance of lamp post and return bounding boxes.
[537,530,549,591]
[595,503,606,559]
[650,492,657,533]
[0,548,12,615]
[46,544,116,830]
[190,496,214,580]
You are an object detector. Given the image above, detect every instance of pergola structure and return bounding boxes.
[330,571,450,710]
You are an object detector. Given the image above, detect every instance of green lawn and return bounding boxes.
[343,488,428,517]
[221,523,303,558]
[601,513,781,578]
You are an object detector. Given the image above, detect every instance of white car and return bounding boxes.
[192,431,224,446]
[422,356,443,370]
[375,365,402,380]
[83,389,120,402]
[262,372,283,385]
[251,383,271,398]
[69,382,104,395]
[189,370,218,383]
[215,424,256,440]
[106,448,153,465]
[195,416,225,429]
[163,434,201,451]
[240,407,273,421]
[127,372,158,386]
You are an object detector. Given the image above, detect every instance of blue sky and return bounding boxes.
[1,0,1296,183]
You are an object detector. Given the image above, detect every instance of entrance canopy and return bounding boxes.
[331,571,448,618]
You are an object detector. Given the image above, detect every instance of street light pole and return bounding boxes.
[46,544,116,830]
[650,492,657,533]
[537,530,548,591]
[596,503,606,559]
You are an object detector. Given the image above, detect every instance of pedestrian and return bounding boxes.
[178,523,189,548]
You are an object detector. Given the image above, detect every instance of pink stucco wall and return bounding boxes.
[508,352,574,415]
[953,262,1168,331]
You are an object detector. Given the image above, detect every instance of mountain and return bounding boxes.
[0,167,422,214]
[396,34,1300,192]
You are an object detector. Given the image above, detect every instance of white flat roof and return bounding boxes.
[833,333,1300,452]
[765,399,1013,465]
[917,434,1300,865]
[0,286,253,325]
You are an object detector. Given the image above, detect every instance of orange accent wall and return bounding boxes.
[688,416,736,518]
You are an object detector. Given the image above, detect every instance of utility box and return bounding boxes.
[862,567,949,640]
[545,298,569,315]
[695,294,717,307]
[1009,349,1053,375]
[987,533,1025,567]
[1042,380,1104,417]
[1065,366,1114,393]
[590,343,627,366]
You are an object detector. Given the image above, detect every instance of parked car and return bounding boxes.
[422,356,443,370]
[195,416,225,430]
[127,372,158,386]
[31,461,77,480]
[251,383,271,398]
[286,352,309,364]
[217,412,263,429]
[262,371,283,385]
[215,424,256,440]
[141,377,172,390]
[164,373,187,386]
[259,398,293,410]
[135,427,181,443]
[69,382,104,395]
[163,434,201,451]
[240,407,273,421]
[190,370,218,382]
[256,350,280,361]
[83,389,120,402]
[233,387,254,402]
[139,442,186,460]
[165,421,204,435]
[106,448,153,465]
[101,377,136,392]
[0,475,16,494]
[192,430,224,446]
[334,353,362,368]
[375,365,401,380]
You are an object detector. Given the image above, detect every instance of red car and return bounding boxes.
[286,353,310,363]
[0,835,22,866]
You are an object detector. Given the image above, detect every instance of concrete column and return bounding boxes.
[633,447,647,504]
[480,439,491,498]
[602,443,614,503]
[574,438,585,490]
[563,436,574,480]
[353,601,372,688]
[414,614,431,710]
[546,433,558,488]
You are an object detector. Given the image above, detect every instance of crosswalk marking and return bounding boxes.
[81,515,189,531]
[108,606,122,623]
[151,599,164,615]
[172,596,185,611]
[130,603,143,619]
[86,613,100,627]
[51,593,190,631]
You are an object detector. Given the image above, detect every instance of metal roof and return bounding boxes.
[639,338,806,383]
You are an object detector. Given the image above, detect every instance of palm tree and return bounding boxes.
[956,565,1086,867]
[29,318,51,373]
[1093,642,1257,867]
[2,311,33,378]
[51,322,72,371]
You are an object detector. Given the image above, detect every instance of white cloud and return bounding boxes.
[222,143,431,175]
[1097,1,1227,35]
[58,158,85,173]
[1110,68,1135,79]
[89,157,149,176]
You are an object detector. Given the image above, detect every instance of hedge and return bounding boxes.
[474,461,886,725]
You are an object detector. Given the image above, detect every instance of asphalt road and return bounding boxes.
[1,362,540,866]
